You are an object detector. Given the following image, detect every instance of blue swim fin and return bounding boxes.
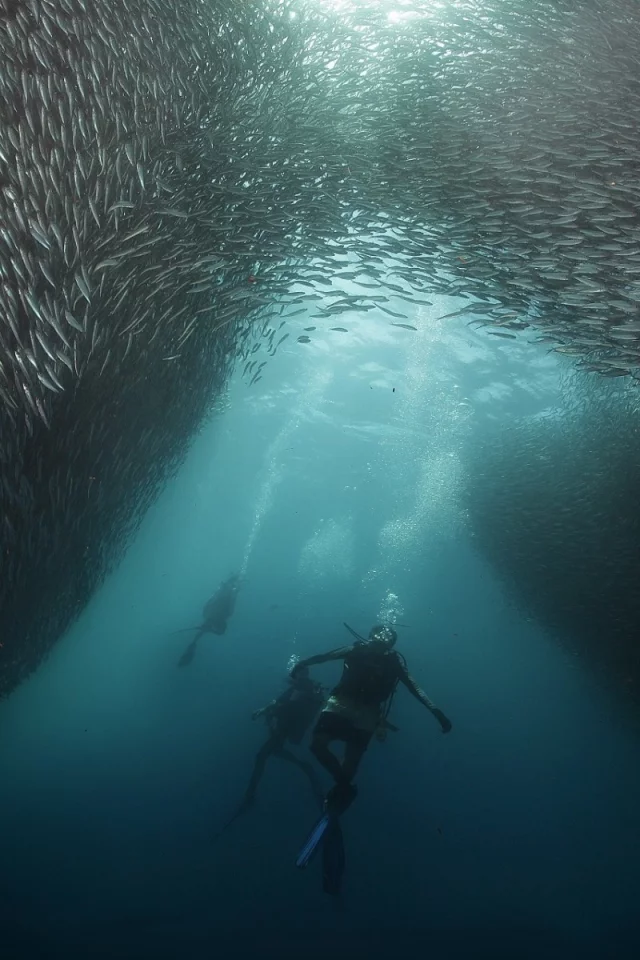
[296,783,356,892]
[295,813,331,869]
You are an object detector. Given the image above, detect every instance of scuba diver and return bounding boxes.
[293,623,452,895]
[173,573,242,667]
[241,666,326,811]
[292,623,453,814]
[214,666,326,841]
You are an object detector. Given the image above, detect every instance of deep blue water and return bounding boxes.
[1,294,639,959]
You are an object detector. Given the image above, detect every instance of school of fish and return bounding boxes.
[463,378,640,715]
[2,0,640,697]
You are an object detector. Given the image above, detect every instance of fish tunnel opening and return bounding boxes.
[1,0,640,957]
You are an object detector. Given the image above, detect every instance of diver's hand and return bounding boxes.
[433,708,452,734]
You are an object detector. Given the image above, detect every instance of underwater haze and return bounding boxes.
[1,291,639,960]
[3,0,640,956]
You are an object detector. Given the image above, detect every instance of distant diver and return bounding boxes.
[173,573,242,667]
[293,622,452,893]
[214,667,326,840]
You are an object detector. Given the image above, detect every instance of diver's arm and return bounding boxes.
[252,700,277,720]
[398,664,452,733]
[252,686,294,720]
[252,702,273,720]
[291,646,352,675]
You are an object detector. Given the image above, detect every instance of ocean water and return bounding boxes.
[1,290,638,959]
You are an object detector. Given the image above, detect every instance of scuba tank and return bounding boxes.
[342,622,402,742]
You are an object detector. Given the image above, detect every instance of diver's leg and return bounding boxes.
[276,748,325,808]
[341,733,370,784]
[320,730,367,816]
[242,734,279,807]
[310,729,348,786]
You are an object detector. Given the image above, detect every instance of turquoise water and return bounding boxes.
[1,291,638,958]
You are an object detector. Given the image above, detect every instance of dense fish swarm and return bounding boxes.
[463,380,640,718]
[3,0,640,697]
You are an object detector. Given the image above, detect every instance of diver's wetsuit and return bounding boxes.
[295,641,451,787]
[242,678,326,809]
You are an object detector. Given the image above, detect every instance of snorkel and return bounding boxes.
[343,622,368,643]
[343,622,402,648]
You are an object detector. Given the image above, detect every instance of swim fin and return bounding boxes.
[296,782,356,891]
[211,797,253,843]
[177,637,198,667]
[322,816,345,896]
[295,813,331,869]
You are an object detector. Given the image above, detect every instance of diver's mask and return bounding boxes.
[367,624,398,649]
[343,621,398,650]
